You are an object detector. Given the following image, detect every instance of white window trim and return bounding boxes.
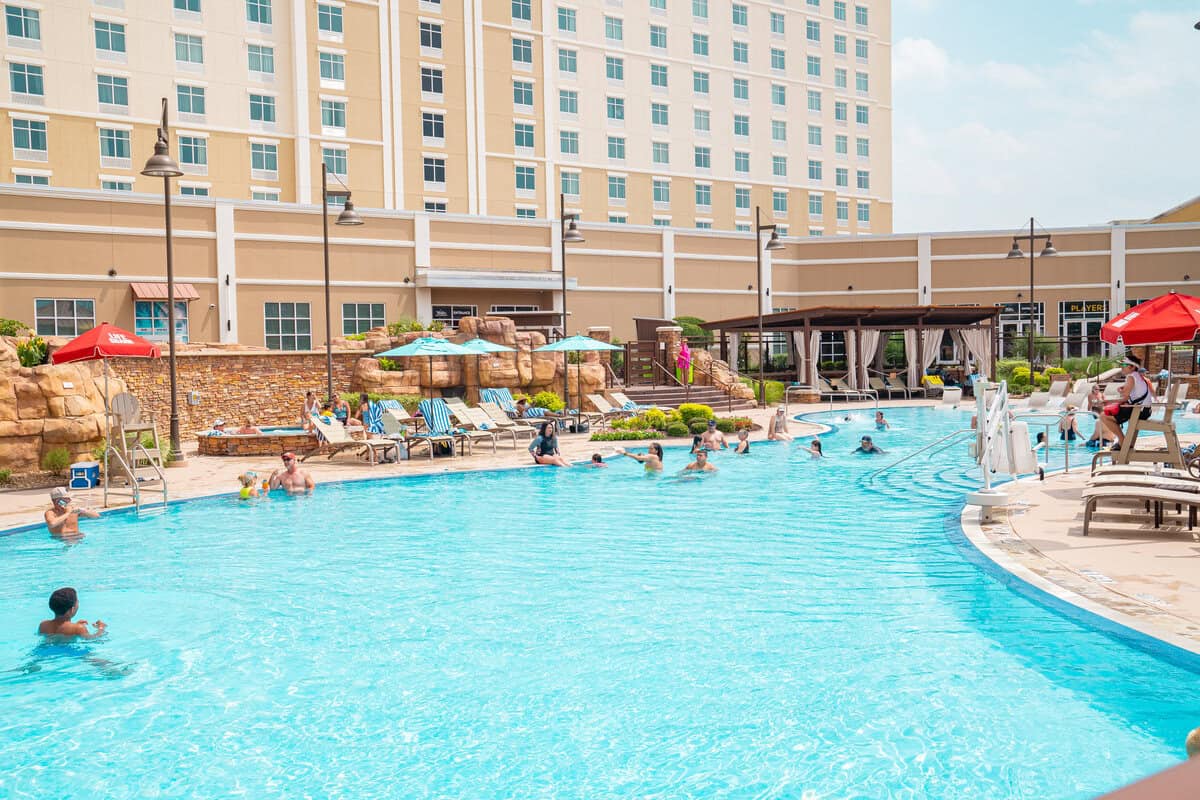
[7,54,47,66]
[177,180,211,189]
[175,129,210,139]
[9,111,49,122]
[248,136,280,146]
[94,120,133,131]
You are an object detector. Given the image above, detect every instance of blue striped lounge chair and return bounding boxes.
[418,398,495,454]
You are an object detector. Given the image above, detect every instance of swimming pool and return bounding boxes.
[1,406,1195,798]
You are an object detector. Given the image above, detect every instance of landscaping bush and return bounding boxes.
[1060,356,1119,379]
[531,390,565,412]
[344,333,366,341]
[715,418,736,434]
[995,358,1028,384]
[590,430,663,441]
[641,408,669,431]
[0,318,29,337]
[377,357,403,371]
[0,468,12,486]
[673,316,712,346]
[689,420,708,434]
[16,336,48,367]
[714,416,753,433]
[340,392,422,412]
[678,402,715,426]
[42,447,72,475]
[666,422,689,437]
[386,318,418,337]
[427,320,445,332]
[738,378,785,404]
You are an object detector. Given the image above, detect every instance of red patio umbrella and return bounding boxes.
[1101,293,1200,347]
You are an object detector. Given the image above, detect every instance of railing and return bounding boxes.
[976,380,1016,492]
[865,428,976,482]
[103,442,167,511]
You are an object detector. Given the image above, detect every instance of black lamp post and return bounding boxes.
[320,165,364,403]
[558,192,584,408]
[140,97,185,463]
[754,206,785,405]
[1005,217,1057,379]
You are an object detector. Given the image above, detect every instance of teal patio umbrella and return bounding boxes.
[376,336,472,398]
[534,334,622,411]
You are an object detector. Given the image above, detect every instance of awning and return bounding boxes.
[130,282,200,301]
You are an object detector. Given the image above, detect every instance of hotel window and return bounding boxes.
[419,21,441,51]
[608,175,626,201]
[731,3,746,26]
[248,44,274,75]
[10,63,43,97]
[175,33,203,64]
[177,85,205,116]
[250,94,276,123]
[559,130,578,155]
[135,301,189,343]
[12,118,47,158]
[857,137,870,157]
[771,84,786,107]
[692,33,708,57]
[94,20,126,54]
[772,190,787,214]
[264,302,311,351]
[246,0,271,25]
[653,178,670,205]
[512,0,531,22]
[175,0,201,10]
[732,41,748,63]
[856,170,870,190]
[835,101,848,122]
[691,0,707,19]
[606,56,624,81]
[513,81,533,108]
[654,217,671,227]
[696,221,712,230]
[423,201,446,213]
[771,11,785,35]
[835,134,848,155]
[421,112,444,142]
[323,147,347,176]
[771,120,786,142]
[515,164,535,192]
[557,6,576,32]
[734,223,750,232]
[320,52,345,82]
[178,135,206,169]
[514,122,534,151]
[512,37,532,66]
[807,20,820,41]
[694,146,710,169]
[342,303,384,335]
[650,24,666,48]
[6,5,40,40]
[733,77,749,101]
[807,0,820,6]
[422,156,444,184]
[606,135,625,160]
[561,170,580,197]
[772,155,786,177]
[14,172,48,185]
[649,0,665,8]
[835,67,847,89]
[856,104,869,125]
[252,190,280,201]
[35,299,94,337]
[734,151,749,174]
[733,114,748,137]
[692,70,708,94]
[250,142,278,177]
[808,159,822,180]
[517,208,537,219]
[834,34,847,55]
[101,179,132,191]
[652,141,669,164]
[808,193,823,216]
[98,128,130,163]
[807,55,821,78]
[650,64,668,87]
[836,199,849,223]
[604,15,622,42]
[693,108,710,133]
[835,167,848,187]
[695,183,711,207]
[421,67,444,97]
[857,201,870,223]
[808,124,822,147]
[432,305,478,325]
[855,5,868,27]
[558,48,576,75]
[317,3,342,34]
[770,48,785,71]
[856,38,868,60]
[856,71,869,93]
[734,186,750,212]
[651,102,669,126]
[559,89,578,114]
[606,96,624,121]
[834,0,846,21]
[610,214,627,224]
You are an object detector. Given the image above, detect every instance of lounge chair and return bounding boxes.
[302,415,397,464]
[1045,380,1070,408]
[443,397,519,448]
[920,374,946,397]
[376,405,458,460]
[939,387,963,408]
[478,401,539,440]
[818,377,872,403]
[1082,485,1200,535]
[419,398,493,454]
[869,376,905,399]
[587,393,632,424]
[609,391,662,412]
[893,374,925,398]
[480,387,521,416]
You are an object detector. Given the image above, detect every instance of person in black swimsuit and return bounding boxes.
[733,429,751,454]
[529,421,571,467]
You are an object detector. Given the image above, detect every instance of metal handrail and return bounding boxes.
[103,442,167,510]
[865,428,976,481]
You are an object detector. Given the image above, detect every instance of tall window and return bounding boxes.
[653,179,670,205]
[178,135,207,167]
[837,199,849,223]
[606,135,625,159]
[94,21,126,53]
[835,134,848,155]
[855,38,868,60]
[770,48,785,71]
[605,56,623,81]
[422,156,445,184]
[857,137,870,157]
[9,63,43,96]
[771,120,787,142]
[856,104,869,125]
[835,167,848,187]
[834,34,847,55]
[606,96,624,121]
[807,55,821,77]
[250,142,278,176]
[652,141,669,164]
[512,0,531,22]
[608,175,626,201]
[857,201,870,223]
[135,301,189,343]
[651,102,669,126]
[319,52,345,82]
[772,155,787,177]
[733,114,749,137]
[856,170,870,190]
[731,3,746,26]
[422,112,444,141]
[246,0,271,24]
[342,303,384,335]
[835,101,848,122]
[692,33,708,57]
[694,146,710,169]
[693,108,710,132]
[264,302,311,351]
[692,0,707,19]
[515,165,535,192]
[559,130,578,155]
[35,299,94,337]
[421,67,443,96]
[732,41,748,63]
[175,33,203,64]
[559,89,577,114]
[561,171,580,196]
[604,15,622,41]
[734,151,749,174]
[649,24,666,48]
[175,0,201,11]
[806,20,820,41]
[5,6,40,40]
[12,118,47,156]
[512,37,532,65]
[177,85,206,115]
[419,21,442,50]
[98,128,130,160]
[808,124,822,147]
[320,99,346,130]
[692,71,708,94]
[733,77,749,101]
[248,44,275,75]
[323,147,347,177]
[855,4,868,26]
[808,193,823,216]
[558,7,576,32]
[808,159,822,180]
[650,64,668,87]
[834,0,846,21]
[514,122,534,150]
[250,94,276,122]
[772,190,787,214]
[770,11,785,34]
[856,71,869,93]
[317,3,342,34]
[694,183,711,208]
[771,84,786,106]
[734,186,750,211]
[835,67,847,89]
[513,81,533,107]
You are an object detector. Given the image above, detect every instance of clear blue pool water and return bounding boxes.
[1,406,1196,799]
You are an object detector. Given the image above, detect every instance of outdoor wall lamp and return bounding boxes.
[107,268,117,277]
[1186,275,1192,282]
[847,285,854,291]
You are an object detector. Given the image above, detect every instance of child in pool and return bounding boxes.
[238,471,260,499]
[38,587,106,641]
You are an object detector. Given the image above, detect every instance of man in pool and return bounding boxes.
[44,487,99,539]
[684,449,718,472]
[38,587,106,640]
[700,419,727,450]
[854,435,886,455]
[269,452,315,494]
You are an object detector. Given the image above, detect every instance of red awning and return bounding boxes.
[130,282,200,300]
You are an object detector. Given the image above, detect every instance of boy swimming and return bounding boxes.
[38,587,106,641]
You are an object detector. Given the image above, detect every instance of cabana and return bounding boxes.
[700,305,1002,390]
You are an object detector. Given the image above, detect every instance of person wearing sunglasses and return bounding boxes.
[44,487,99,539]
[268,452,315,494]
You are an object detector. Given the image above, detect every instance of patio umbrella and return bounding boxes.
[534,334,622,411]
[1101,293,1200,395]
[375,336,472,398]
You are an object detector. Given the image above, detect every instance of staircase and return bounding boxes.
[620,384,757,412]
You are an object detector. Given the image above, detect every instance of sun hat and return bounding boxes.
[49,487,71,503]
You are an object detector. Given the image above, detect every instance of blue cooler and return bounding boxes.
[69,461,100,490]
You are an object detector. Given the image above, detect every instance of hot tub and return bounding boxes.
[197,426,318,457]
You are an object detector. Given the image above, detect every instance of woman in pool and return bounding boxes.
[529,421,571,467]
[803,438,824,458]
[767,407,793,442]
[690,435,706,454]
[733,429,751,454]
[614,443,664,472]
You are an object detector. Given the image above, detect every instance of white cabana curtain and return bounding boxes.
[904,328,946,387]
[959,327,993,377]
[904,330,918,387]
[808,331,821,386]
[922,328,945,381]
[857,330,881,389]
[792,331,805,382]
[728,333,740,370]
[844,330,858,389]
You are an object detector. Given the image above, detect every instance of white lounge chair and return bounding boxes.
[303,415,397,464]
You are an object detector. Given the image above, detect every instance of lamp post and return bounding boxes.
[140,97,185,463]
[1005,217,1057,380]
[754,206,785,405]
[558,192,584,409]
[320,166,364,404]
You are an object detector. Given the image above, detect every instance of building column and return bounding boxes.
[290,0,312,204]
[377,0,395,209]
[414,212,431,269]
[415,287,432,323]
[215,203,238,343]
[761,248,773,315]
[1111,226,1126,315]
[917,234,932,304]
[661,228,675,319]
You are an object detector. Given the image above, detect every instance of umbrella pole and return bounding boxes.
[103,359,110,505]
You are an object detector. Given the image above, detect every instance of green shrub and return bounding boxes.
[0,468,12,485]
[721,416,754,431]
[531,390,565,412]
[689,420,708,434]
[340,392,422,412]
[386,318,417,337]
[16,336,48,367]
[995,358,1029,384]
[666,422,689,436]
[714,418,736,434]
[590,430,663,441]
[0,318,29,337]
[427,320,445,332]
[1043,366,1068,378]
[377,357,403,371]
[678,402,715,425]
[42,447,72,475]
[344,333,367,341]
[673,316,712,346]
[642,408,669,431]
[1059,356,1119,379]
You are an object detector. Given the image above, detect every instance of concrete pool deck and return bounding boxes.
[4,398,1200,656]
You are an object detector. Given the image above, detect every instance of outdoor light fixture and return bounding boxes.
[1005,217,1057,380]
[1006,239,1023,259]
[558,193,584,408]
[107,268,117,277]
[1186,275,1192,282]
[336,197,363,226]
[753,206,783,405]
[321,167,365,403]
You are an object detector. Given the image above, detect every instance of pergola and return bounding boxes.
[700,305,1002,389]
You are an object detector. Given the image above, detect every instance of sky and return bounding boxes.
[890,0,1200,233]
